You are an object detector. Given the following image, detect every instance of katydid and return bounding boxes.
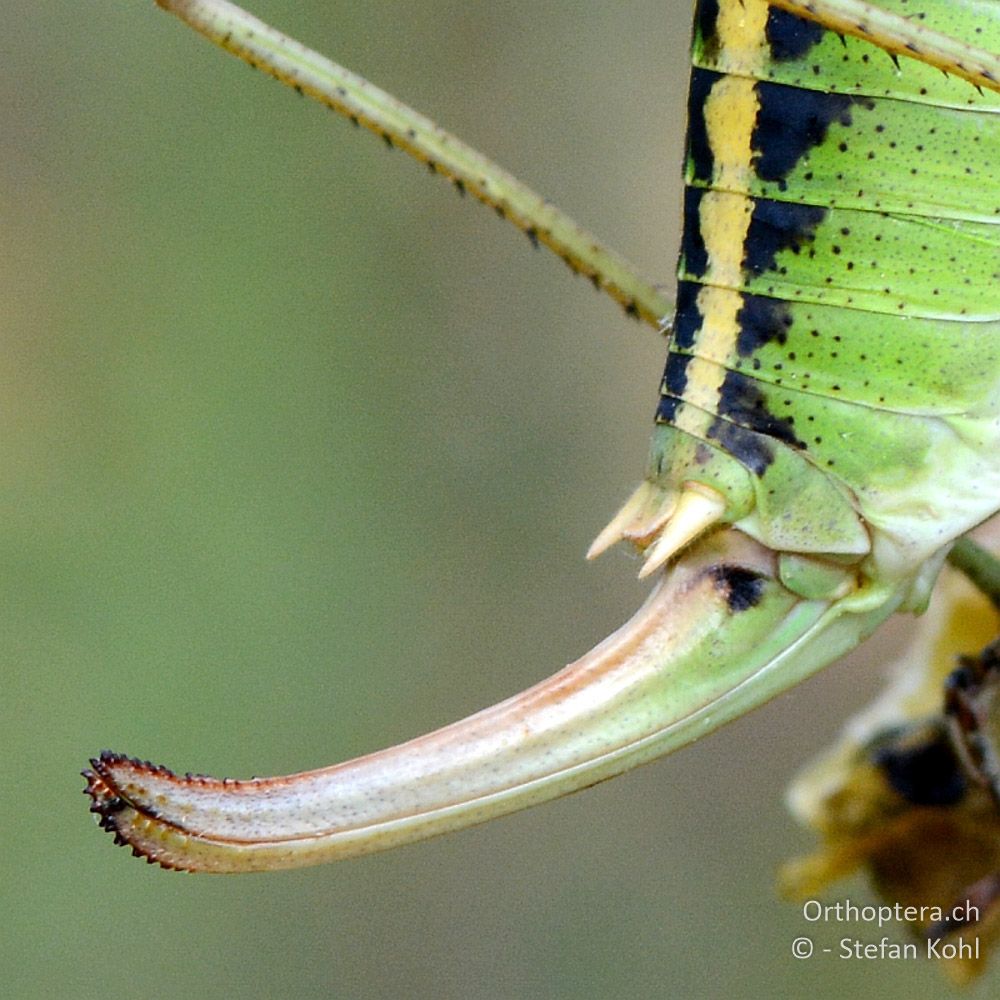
[85,0,1000,873]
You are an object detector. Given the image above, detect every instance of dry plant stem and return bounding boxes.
[770,0,1000,94]
[151,0,673,329]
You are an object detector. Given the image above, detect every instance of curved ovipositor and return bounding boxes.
[85,529,901,872]
[85,0,1000,871]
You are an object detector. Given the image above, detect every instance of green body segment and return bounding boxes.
[651,0,1000,585]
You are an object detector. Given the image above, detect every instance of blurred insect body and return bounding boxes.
[85,0,1000,872]
[783,553,1000,983]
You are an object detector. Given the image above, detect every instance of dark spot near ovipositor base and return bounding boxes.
[709,565,767,612]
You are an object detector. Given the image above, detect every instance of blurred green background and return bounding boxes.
[3,2,991,997]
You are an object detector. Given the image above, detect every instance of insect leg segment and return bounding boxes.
[768,0,1000,95]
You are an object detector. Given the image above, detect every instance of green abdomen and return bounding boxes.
[650,0,1000,573]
